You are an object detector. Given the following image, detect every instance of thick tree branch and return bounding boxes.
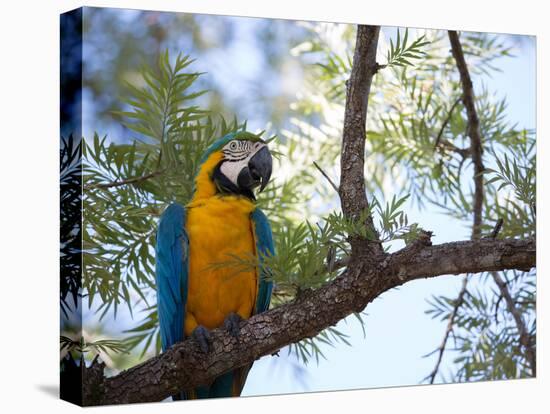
[339,25,383,258]
[83,236,535,405]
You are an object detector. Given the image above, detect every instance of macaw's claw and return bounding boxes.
[224,313,244,338]
[191,325,212,353]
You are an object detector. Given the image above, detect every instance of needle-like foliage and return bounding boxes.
[288,26,535,382]
[63,24,535,386]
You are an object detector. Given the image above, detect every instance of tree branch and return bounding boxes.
[83,236,535,405]
[491,271,536,375]
[313,161,339,193]
[78,27,537,406]
[433,96,462,151]
[488,217,504,239]
[448,30,485,239]
[427,30,488,383]
[339,25,383,258]
[424,276,468,384]
[437,139,471,159]
[84,169,165,191]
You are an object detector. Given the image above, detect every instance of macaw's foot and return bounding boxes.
[224,312,244,338]
[191,325,212,353]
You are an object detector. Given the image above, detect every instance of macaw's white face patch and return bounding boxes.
[220,140,266,186]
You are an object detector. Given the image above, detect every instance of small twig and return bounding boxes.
[425,275,469,384]
[313,161,340,193]
[84,169,165,191]
[488,218,504,239]
[326,246,337,272]
[438,140,471,159]
[494,294,504,324]
[515,299,536,306]
[434,97,462,151]
[491,271,536,376]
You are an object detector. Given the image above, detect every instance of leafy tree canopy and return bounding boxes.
[61,23,535,386]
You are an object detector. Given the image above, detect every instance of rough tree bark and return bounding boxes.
[85,237,535,405]
[340,25,383,259]
[80,26,537,405]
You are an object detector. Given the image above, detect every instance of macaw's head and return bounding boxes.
[193,131,273,201]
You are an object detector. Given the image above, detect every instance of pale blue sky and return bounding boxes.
[244,35,536,395]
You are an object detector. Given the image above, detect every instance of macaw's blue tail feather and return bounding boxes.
[173,366,252,400]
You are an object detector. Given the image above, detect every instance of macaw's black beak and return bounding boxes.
[237,146,273,193]
[249,146,273,192]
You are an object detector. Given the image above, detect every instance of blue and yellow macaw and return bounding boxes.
[155,131,274,399]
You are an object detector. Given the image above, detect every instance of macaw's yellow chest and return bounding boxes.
[184,196,258,337]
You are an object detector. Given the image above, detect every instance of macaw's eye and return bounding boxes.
[230,142,237,150]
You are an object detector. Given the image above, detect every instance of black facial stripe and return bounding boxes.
[224,154,249,162]
[224,149,247,155]
[225,140,253,154]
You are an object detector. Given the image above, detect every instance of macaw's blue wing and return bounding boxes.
[156,204,274,400]
[252,208,274,315]
[156,203,188,353]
